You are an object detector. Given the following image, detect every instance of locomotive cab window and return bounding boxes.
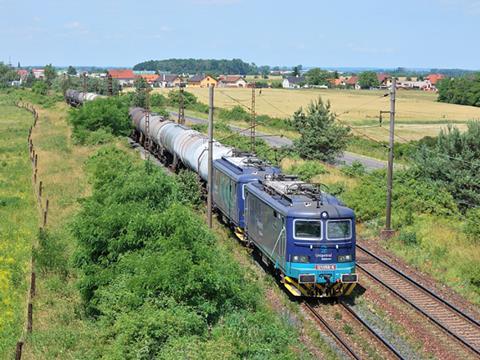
[326,219,352,240]
[294,220,322,240]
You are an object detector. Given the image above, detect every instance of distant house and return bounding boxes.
[108,69,136,86]
[425,74,445,89]
[282,76,306,89]
[188,74,217,88]
[16,69,28,83]
[377,73,390,87]
[32,69,45,79]
[217,75,247,88]
[138,73,159,85]
[155,74,182,88]
[398,80,432,91]
[345,76,360,90]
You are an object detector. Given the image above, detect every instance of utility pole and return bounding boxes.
[178,83,185,125]
[82,72,87,102]
[107,74,113,96]
[207,84,214,228]
[384,77,396,236]
[251,82,256,153]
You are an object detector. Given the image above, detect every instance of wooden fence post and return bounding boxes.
[15,341,23,360]
[38,181,43,198]
[30,272,36,298]
[27,302,32,333]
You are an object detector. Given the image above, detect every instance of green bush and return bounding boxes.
[397,231,418,246]
[285,161,326,182]
[464,208,480,242]
[341,169,459,226]
[150,93,167,107]
[341,161,366,177]
[219,105,250,121]
[71,146,306,358]
[68,97,131,144]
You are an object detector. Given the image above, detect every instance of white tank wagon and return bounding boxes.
[129,107,233,180]
[65,89,105,107]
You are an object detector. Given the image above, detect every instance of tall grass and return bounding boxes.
[0,101,37,357]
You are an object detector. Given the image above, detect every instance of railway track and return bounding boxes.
[304,301,404,359]
[356,243,480,357]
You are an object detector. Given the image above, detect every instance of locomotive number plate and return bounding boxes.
[315,264,336,270]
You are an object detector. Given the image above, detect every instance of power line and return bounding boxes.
[216,89,251,111]
[336,93,389,118]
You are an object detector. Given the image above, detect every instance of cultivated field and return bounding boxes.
[153,87,480,141]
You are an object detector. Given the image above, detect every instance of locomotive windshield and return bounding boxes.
[294,220,322,240]
[327,220,352,240]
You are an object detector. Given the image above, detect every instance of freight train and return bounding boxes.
[129,107,358,297]
[65,89,104,107]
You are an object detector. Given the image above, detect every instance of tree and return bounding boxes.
[0,62,19,88]
[292,97,351,162]
[133,77,150,108]
[67,66,77,76]
[292,65,302,77]
[358,71,380,89]
[32,80,48,95]
[305,68,330,86]
[414,121,480,210]
[44,64,57,87]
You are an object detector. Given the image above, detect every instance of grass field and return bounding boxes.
[0,100,37,358]
[153,87,480,141]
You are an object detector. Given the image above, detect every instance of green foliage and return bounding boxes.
[44,64,57,87]
[134,58,257,75]
[358,71,380,89]
[167,89,198,107]
[133,77,150,108]
[33,229,68,276]
[292,97,350,162]
[67,66,77,76]
[285,161,326,182]
[71,147,306,358]
[177,169,203,208]
[464,208,480,242]
[0,62,19,88]
[32,80,48,95]
[341,161,366,177]
[341,169,459,227]
[305,68,330,86]
[437,73,480,107]
[150,93,167,107]
[219,105,249,121]
[68,97,131,144]
[397,231,418,246]
[413,122,480,210]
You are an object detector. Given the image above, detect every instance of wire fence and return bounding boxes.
[14,101,50,360]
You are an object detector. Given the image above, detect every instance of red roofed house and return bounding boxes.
[377,73,390,87]
[138,73,159,85]
[426,73,445,86]
[16,69,28,83]
[108,69,136,86]
[217,75,248,88]
[346,76,360,90]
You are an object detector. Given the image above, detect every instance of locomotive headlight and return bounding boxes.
[321,211,329,219]
[292,255,309,263]
[338,254,352,263]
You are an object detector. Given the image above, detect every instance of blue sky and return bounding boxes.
[1,0,479,69]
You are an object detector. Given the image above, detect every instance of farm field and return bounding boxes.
[153,87,480,141]
[0,100,37,357]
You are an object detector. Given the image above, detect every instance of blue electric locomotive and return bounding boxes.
[244,174,358,297]
[212,154,280,239]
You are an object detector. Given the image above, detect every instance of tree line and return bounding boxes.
[133,58,270,75]
[437,73,480,107]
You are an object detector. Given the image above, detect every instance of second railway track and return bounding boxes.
[356,243,480,357]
